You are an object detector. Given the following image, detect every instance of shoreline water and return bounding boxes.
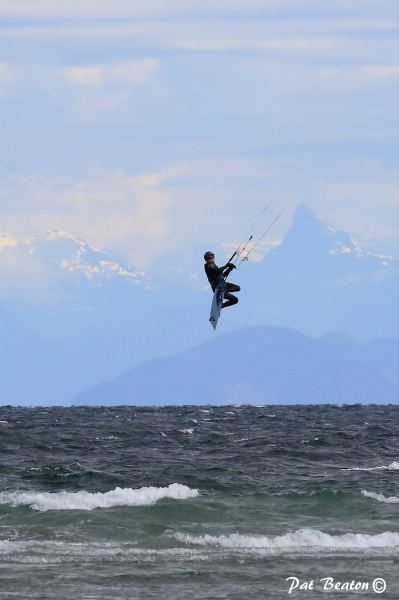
[1,404,398,599]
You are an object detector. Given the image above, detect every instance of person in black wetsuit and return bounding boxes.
[204,251,240,308]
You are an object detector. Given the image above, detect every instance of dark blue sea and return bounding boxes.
[0,405,398,599]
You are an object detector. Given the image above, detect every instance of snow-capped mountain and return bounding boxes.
[0,230,148,287]
[238,204,398,339]
[0,204,397,406]
[0,229,202,405]
[267,204,395,270]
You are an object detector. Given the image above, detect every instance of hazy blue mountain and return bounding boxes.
[1,205,398,405]
[74,326,399,406]
[0,231,208,404]
[237,204,398,339]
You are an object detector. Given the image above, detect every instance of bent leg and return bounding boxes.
[225,282,240,293]
[222,282,240,308]
[222,292,238,308]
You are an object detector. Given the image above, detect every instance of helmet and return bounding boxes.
[204,251,214,261]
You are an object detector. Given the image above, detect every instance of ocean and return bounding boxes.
[0,404,398,599]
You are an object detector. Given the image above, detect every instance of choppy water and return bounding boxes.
[0,405,398,599]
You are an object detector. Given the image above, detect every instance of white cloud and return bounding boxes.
[0,0,282,19]
[52,59,161,118]
[1,16,395,66]
[0,233,20,250]
[0,162,253,268]
[64,60,159,88]
[0,1,397,265]
[65,65,103,88]
[0,166,190,268]
[1,153,398,276]
[1,0,396,21]
[174,35,352,53]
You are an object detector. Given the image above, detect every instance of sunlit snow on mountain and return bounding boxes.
[0,230,147,287]
[0,204,397,405]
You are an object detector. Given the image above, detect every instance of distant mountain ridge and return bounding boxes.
[0,230,147,286]
[238,204,398,339]
[269,203,395,270]
[1,204,398,405]
[74,325,399,406]
[0,230,202,405]
[1,204,396,296]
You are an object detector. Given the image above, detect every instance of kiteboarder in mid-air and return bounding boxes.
[204,251,240,309]
[204,206,283,329]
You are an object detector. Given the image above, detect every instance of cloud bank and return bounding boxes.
[0,0,397,268]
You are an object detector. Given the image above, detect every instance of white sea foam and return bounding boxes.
[361,490,399,504]
[174,528,399,555]
[342,461,399,472]
[178,428,194,435]
[0,483,199,512]
[0,540,208,563]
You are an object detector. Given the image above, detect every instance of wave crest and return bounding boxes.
[174,528,399,555]
[0,483,199,512]
[342,461,399,472]
[361,490,399,504]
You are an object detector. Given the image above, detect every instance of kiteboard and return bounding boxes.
[209,278,226,330]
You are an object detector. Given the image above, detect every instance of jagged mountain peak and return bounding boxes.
[292,203,321,226]
[260,204,398,278]
[0,230,148,287]
[289,204,353,249]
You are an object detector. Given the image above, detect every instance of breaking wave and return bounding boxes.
[174,528,399,555]
[0,540,208,563]
[361,490,399,504]
[0,483,199,512]
[342,461,399,471]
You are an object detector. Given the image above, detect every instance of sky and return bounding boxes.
[0,0,398,275]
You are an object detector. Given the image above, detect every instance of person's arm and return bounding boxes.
[206,262,236,276]
[221,263,237,276]
[207,264,227,275]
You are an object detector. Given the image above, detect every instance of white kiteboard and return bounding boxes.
[209,278,226,330]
